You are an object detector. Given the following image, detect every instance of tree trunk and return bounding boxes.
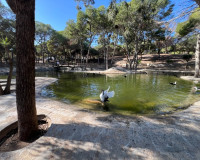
[129,62,132,70]
[42,47,44,64]
[125,43,132,70]
[194,34,200,78]
[86,24,92,65]
[133,39,139,71]
[3,59,13,94]
[111,47,116,65]
[86,45,91,65]
[64,50,67,64]
[185,62,188,70]
[105,46,108,70]
[80,43,83,64]
[134,53,139,71]
[111,36,117,65]
[5,47,9,59]
[11,51,14,61]
[0,84,3,95]
[7,0,38,141]
[104,48,106,68]
[158,48,161,58]
[165,44,168,54]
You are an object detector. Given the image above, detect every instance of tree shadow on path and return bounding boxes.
[28,112,200,160]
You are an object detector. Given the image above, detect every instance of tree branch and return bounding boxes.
[6,0,17,14]
[194,0,200,7]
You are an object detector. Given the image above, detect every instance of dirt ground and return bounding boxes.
[114,54,194,70]
[0,115,50,152]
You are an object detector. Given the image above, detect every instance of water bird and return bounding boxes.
[194,87,200,92]
[100,86,115,102]
[169,81,176,85]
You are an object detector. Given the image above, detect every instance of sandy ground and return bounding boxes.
[0,77,200,160]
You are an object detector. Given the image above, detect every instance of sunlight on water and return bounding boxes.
[41,72,200,115]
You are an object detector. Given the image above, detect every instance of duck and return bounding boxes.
[100,86,115,102]
[169,81,176,85]
[194,87,200,92]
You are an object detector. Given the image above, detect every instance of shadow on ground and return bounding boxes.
[29,112,200,160]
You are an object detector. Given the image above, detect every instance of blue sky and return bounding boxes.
[1,0,111,31]
[1,0,195,32]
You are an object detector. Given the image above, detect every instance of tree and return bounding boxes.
[0,37,13,95]
[4,0,96,142]
[96,5,113,70]
[176,35,196,54]
[64,14,87,65]
[35,22,53,63]
[0,3,15,95]
[0,36,10,61]
[6,0,38,141]
[0,2,15,63]
[114,0,173,70]
[190,0,200,77]
[85,6,98,64]
[47,30,69,62]
[76,11,88,64]
[176,7,200,77]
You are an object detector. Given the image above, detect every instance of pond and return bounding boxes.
[40,72,200,115]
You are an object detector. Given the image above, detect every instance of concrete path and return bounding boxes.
[0,77,200,160]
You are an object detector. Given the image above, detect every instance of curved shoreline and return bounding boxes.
[1,77,200,159]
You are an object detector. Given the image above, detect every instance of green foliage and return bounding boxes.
[65,10,87,45]
[35,21,53,43]
[64,20,77,39]
[176,8,200,36]
[114,0,173,58]
[0,36,10,47]
[0,2,15,61]
[46,0,175,67]
[137,59,141,64]
[47,31,69,58]
[176,35,196,53]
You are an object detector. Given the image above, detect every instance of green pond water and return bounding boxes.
[40,72,200,115]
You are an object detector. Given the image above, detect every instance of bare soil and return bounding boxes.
[0,114,50,152]
[114,54,195,70]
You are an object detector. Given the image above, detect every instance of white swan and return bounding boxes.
[100,86,115,102]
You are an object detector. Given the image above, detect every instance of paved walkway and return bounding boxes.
[0,77,200,160]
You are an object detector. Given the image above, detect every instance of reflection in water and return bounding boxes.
[41,72,200,115]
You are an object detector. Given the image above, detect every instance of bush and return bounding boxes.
[137,59,141,64]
